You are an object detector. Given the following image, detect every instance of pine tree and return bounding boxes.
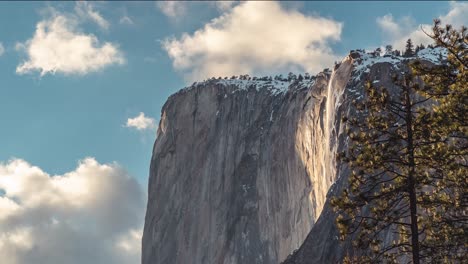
[404,39,415,57]
[332,72,427,263]
[332,20,467,263]
[385,45,393,55]
[410,19,467,262]
[415,44,426,54]
[375,47,382,56]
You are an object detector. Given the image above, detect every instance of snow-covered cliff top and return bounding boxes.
[351,47,448,76]
[174,47,447,98]
[180,74,320,97]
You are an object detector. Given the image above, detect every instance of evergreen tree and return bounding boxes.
[404,39,415,57]
[332,72,427,263]
[410,19,467,262]
[415,45,421,54]
[385,45,393,55]
[415,44,426,54]
[375,47,382,56]
[332,20,467,263]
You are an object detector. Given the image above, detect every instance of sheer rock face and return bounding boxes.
[282,52,441,264]
[142,49,444,264]
[282,60,400,264]
[142,58,353,264]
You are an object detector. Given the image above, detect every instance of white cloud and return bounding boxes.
[162,1,342,81]
[16,7,124,76]
[116,228,142,254]
[0,158,145,264]
[439,1,468,27]
[376,2,468,51]
[376,14,431,51]
[157,1,187,19]
[376,14,409,40]
[126,112,156,131]
[74,2,110,30]
[0,42,4,56]
[157,1,238,21]
[211,1,238,12]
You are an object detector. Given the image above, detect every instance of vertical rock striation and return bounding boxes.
[283,48,448,264]
[142,57,353,264]
[143,48,447,264]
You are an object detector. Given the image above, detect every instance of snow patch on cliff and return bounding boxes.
[416,47,448,64]
[350,47,447,81]
[181,77,316,97]
[217,78,315,96]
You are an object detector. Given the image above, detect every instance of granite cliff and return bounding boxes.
[142,48,446,264]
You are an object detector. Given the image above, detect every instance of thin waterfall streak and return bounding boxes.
[324,68,346,191]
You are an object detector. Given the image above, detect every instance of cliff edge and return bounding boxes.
[143,48,446,264]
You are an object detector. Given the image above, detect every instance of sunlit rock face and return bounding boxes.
[142,48,446,264]
[282,49,448,264]
[142,58,353,264]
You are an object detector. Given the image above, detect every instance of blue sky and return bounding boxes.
[0,1,466,263]
[0,1,456,184]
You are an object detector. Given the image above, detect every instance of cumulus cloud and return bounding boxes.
[376,14,432,51]
[16,6,124,76]
[126,112,156,131]
[438,1,468,29]
[157,1,187,19]
[162,1,342,81]
[0,42,4,56]
[376,14,412,40]
[376,1,468,51]
[0,158,145,264]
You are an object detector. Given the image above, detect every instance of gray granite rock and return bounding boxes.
[143,48,447,264]
[282,51,443,264]
[142,58,353,264]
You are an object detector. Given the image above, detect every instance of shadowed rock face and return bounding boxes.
[142,49,445,264]
[282,54,438,264]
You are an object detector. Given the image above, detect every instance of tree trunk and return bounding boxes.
[404,83,420,264]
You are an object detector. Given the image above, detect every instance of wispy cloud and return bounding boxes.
[0,158,144,264]
[119,15,134,25]
[16,4,124,76]
[156,1,239,21]
[126,112,156,131]
[156,1,187,20]
[74,1,110,30]
[376,1,468,50]
[210,1,238,12]
[163,1,342,81]
[0,42,4,57]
